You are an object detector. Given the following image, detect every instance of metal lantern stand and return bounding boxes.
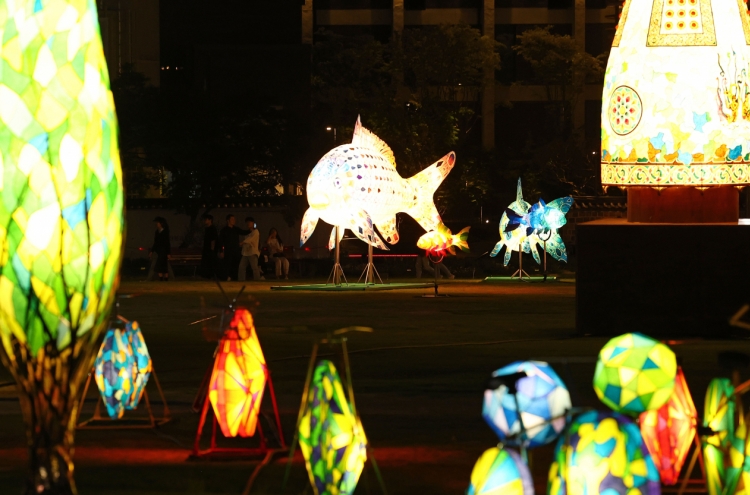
[510,243,531,281]
[191,364,286,460]
[190,283,287,460]
[77,312,171,429]
[358,243,383,285]
[327,226,348,286]
[279,327,387,495]
[77,364,170,429]
[539,230,552,282]
[422,253,449,298]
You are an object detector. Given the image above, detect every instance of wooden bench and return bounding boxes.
[169,250,202,278]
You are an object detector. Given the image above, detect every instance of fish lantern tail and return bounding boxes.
[452,226,471,253]
[405,152,456,232]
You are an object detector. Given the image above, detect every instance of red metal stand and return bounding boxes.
[191,367,286,459]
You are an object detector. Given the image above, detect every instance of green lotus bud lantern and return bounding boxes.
[0,1,124,493]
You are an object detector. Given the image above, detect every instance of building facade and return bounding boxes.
[301,0,618,152]
[98,0,160,86]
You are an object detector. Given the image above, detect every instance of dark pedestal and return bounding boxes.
[576,219,750,338]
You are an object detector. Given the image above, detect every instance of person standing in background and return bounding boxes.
[267,228,289,280]
[151,217,171,281]
[239,217,263,281]
[218,214,249,281]
[200,214,218,279]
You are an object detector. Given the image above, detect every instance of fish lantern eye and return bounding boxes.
[334,179,341,188]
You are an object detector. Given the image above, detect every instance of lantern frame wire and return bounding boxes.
[279,327,387,495]
[191,283,287,460]
[76,297,171,429]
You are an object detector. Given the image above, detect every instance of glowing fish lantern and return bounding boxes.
[639,367,697,485]
[208,308,267,438]
[299,360,367,495]
[482,361,571,449]
[549,410,661,495]
[300,117,468,252]
[491,179,570,265]
[467,447,534,495]
[601,0,750,222]
[0,0,124,490]
[94,325,135,419]
[702,378,746,495]
[593,333,677,415]
[416,222,470,258]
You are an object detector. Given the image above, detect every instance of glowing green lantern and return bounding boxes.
[593,333,677,415]
[0,0,123,493]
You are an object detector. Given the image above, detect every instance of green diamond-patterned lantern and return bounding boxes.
[0,0,123,493]
[298,360,368,495]
[593,333,677,416]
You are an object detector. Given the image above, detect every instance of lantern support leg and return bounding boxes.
[510,248,531,281]
[266,371,287,449]
[358,244,383,285]
[675,436,707,495]
[327,226,348,286]
[282,343,319,490]
[76,367,170,429]
[191,367,287,459]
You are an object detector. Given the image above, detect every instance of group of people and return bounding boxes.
[148,214,289,282]
[199,214,289,281]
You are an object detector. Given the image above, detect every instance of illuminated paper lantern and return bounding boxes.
[300,117,464,251]
[299,360,367,495]
[0,0,123,356]
[467,447,534,495]
[208,309,267,438]
[549,410,661,495]
[482,361,571,449]
[601,0,750,188]
[0,0,123,490]
[124,321,151,410]
[593,333,676,415]
[491,179,571,266]
[94,326,135,419]
[639,367,697,485]
[702,378,746,495]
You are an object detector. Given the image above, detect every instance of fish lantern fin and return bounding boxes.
[503,247,513,266]
[347,209,389,250]
[352,116,396,168]
[328,226,345,251]
[405,152,457,232]
[516,178,524,203]
[453,226,471,253]
[490,240,504,258]
[300,208,319,247]
[375,216,400,245]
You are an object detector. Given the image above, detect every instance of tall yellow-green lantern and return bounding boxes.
[0,1,124,494]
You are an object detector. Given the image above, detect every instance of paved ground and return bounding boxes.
[0,278,747,494]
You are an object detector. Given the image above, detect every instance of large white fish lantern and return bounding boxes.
[601,0,750,220]
[300,117,468,252]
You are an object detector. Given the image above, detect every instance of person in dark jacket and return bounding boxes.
[151,217,171,281]
[200,214,219,279]
[218,214,250,281]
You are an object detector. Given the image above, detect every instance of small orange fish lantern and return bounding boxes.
[639,367,698,485]
[208,308,267,438]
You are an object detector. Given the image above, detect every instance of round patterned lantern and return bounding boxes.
[593,333,677,415]
[467,447,533,495]
[549,410,661,495]
[483,361,571,449]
